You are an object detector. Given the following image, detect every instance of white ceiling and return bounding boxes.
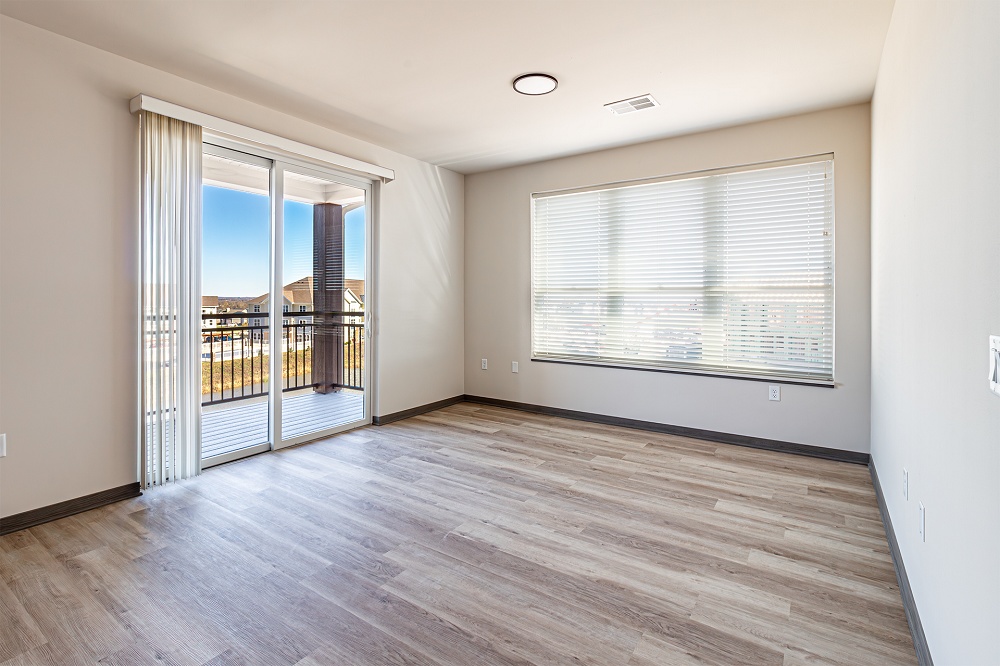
[0,0,895,174]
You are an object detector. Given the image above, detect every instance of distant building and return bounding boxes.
[206,277,364,340]
[345,279,365,307]
[202,296,220,328]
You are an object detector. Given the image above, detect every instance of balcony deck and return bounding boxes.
[201,389,364,459]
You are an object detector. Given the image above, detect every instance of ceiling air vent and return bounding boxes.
[605,94,659,116]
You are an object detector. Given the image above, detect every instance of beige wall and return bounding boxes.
[0,16,465,517]
[871,1,1000,663]
[465,104,871,452]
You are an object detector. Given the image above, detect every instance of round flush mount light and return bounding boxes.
[512,73,558,95]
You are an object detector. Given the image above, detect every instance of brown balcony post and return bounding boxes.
[312,203,345,393]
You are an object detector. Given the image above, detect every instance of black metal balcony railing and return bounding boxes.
[201,311,365,406]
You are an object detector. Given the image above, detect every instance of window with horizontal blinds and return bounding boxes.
[531,157,834,383]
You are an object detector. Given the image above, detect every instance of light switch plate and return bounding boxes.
[511,361,518,373]
[0,433,6,458]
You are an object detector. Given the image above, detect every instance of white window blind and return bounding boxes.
[531,157,834,383]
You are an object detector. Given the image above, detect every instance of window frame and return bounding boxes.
[529,153,836,387]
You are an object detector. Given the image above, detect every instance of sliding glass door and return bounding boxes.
[200,143,372,466]
[279,167,368,445]
[200,146,273,464]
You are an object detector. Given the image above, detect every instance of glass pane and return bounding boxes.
[281,169,366,440]
[200,150,271,459]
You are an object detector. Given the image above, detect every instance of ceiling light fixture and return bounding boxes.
[513,73,558,96]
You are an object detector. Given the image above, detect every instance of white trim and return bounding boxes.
[368,181,381,419]
[273,417,372,451]
[203,141,272,169]
[531,356,836,387]
[269,161,284,452]
[130,94,395,183]
[205,135,376,190]
[201,442,271,469]
[274,156,373,191]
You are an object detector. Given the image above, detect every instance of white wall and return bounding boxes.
[870,1,1000,663]
[0,16,464,518]
[465,104,871,452]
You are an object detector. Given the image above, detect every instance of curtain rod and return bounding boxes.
[129,94,395,183]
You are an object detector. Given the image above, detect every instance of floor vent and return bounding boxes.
[605,94,660,115]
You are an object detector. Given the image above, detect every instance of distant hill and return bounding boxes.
[218,296,254,313]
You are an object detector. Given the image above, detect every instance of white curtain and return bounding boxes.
[140,111,202,488]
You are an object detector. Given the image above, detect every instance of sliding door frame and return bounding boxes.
[200,134,377,466]
[273,159,374,450]
[199,143,274,469]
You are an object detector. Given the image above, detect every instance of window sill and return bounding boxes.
[530,356,835,388]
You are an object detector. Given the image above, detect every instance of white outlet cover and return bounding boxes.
[511,361,518,373]
[903,468,908,500]
[0,433,6,458]
[481,358,488,370]
[918,502,926,542]
[768,385,781,401]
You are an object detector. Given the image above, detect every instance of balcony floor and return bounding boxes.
[201,389,364,459]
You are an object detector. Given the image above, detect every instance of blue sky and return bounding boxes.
[202,185,365,296]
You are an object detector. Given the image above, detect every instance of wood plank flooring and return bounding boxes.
[0,403,916,665]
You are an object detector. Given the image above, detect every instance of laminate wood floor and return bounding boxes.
[0,403,916,665]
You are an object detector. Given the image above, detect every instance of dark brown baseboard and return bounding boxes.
[870,462,933,666]
[373,393,869,465]
[0,482,142,536]
[463,394,870,465]
[372,395,465,426]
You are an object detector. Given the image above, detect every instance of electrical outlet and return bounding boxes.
[511,361,518,373]
[990,335,1000,396]
[481,358,488,370]
[768,385,781,401]
[903,468,908,500]
[0,433,5,458]
[918,502,926,542]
